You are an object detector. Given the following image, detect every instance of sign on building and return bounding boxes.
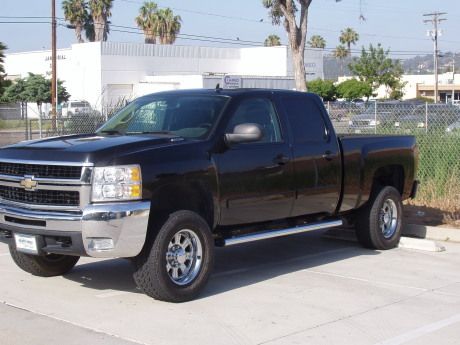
[222,75,242,89]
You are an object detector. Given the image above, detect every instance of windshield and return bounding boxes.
[98,94,229,138]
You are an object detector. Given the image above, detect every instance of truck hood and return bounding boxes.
[0,133,187,165]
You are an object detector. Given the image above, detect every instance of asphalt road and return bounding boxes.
[1,230,459,345]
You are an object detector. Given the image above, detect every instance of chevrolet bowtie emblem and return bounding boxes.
[20,177,38,190]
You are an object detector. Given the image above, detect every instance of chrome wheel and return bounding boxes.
[166,229,203,286]
[380,199,398,239]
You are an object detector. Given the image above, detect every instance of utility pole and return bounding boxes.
[51,0,57,131]
[452,55,456,104]
[424,12,447,104]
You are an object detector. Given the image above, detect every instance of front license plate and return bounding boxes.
[14,233,38,254]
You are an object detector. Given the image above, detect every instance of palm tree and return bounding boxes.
[264,34,281,47]
[333,45,349,75]
[136,1,159,44]
[307,35,326,49]
[0,42,8,97]
[156,8,181,44]
[339,27,359,54]
[84,16,95,42]
[88,0,113,42]
[0,42,6,75]
[62,0,88,43]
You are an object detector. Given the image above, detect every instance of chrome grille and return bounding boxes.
[0,185,80,207]
[0,162,82,179]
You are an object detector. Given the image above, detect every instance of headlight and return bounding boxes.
[91,165,142,202]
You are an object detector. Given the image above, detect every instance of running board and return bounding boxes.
[223,219,343,246]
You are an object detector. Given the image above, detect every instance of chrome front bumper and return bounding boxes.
[0,201,151,258]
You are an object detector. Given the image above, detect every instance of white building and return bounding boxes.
[5,42,324,116]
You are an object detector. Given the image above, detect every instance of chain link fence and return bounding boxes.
[1,100,459,210]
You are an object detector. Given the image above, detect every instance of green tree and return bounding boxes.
[307,35,326,49]
[2,78,28,103]
[156,8,181,44]
[88,0,113,42]
[135,1,159,44]
[333,44,348,75]
[339,27,359,54]
[307,79,337,101]
[349,44,404,98]
[336,79,373,101]
[262,0,341,92]
[3,74,70,114]
[62,0,88,43]
[264,34,282,46]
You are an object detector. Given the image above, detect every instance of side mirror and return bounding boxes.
[225,123,263,145]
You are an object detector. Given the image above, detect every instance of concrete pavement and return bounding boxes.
[1,229,459,345]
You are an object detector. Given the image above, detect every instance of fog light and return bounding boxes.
[88,238,114,251]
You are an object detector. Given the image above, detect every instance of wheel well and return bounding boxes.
[149,183,214,230]
[372,165,404,195]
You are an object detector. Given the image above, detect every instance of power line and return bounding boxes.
[0,18,449,56]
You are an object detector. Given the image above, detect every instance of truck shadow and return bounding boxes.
[63,229,379,299]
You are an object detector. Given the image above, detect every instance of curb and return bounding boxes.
[323,227,449,253]
[403,224,460,243]
[398,237,446,252]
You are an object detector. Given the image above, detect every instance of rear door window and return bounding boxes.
[281,96,328,143]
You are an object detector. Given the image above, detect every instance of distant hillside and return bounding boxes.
[322,52,459,81]
[402,52,459,75]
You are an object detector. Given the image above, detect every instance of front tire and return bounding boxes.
[355,186,403,250]
[9,246,80,277]
[133,210,214,302]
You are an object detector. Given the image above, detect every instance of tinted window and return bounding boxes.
[282,97,327,143]
[226,98,282,143]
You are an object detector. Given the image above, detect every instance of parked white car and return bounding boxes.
[61,100,92,117]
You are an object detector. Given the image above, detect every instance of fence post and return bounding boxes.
[327,101,330,114]
[425,102,428,133]
[374,101,377,134]
[23,103,29,141]
[38,111,43,139]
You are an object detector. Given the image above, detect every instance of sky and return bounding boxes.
[1,0,460,60]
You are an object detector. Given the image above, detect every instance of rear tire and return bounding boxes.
[9,246,79,277]
[355,186,403,250]
[133,210,214,303]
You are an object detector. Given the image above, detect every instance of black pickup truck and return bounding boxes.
[0,89,418,302]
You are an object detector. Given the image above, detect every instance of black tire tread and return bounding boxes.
[356,186,403,250]
[9,246,80,277]
[133,210,214,302]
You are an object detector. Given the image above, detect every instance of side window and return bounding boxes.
[281,97,328,143]
[226,98,282,143]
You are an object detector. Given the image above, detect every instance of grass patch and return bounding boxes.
[410,132,460,215]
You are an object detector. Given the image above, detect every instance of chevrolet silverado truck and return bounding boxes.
[0,89,418,302]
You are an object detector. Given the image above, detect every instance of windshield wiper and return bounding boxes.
[99,130,122,135]
[129,131,177,135]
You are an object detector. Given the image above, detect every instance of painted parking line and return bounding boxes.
[304,269,429,292]
[374,313,460,345]
[95,291,132,298]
